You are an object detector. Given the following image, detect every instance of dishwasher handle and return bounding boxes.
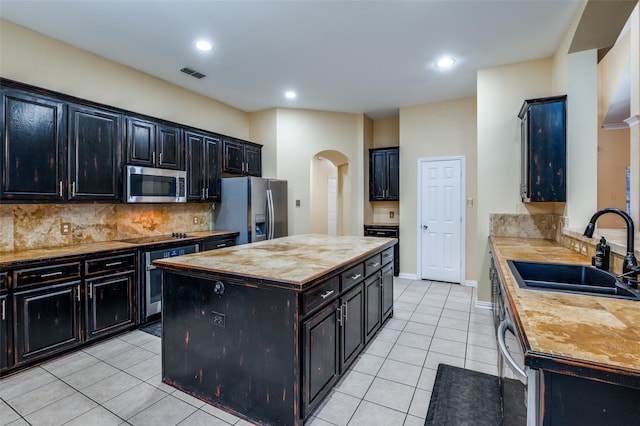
[498,319,527,382]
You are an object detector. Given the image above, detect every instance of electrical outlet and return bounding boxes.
[61,222,71,235]
[389,211,394,219]
[296,200,301,207]
[193,217,199,224]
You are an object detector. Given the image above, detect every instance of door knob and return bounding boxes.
[423,225,428,230]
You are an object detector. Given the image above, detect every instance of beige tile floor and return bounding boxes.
[0,279,498,426]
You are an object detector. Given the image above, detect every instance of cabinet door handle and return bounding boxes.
[76,284,81,302]
[205,187,209,199]
[201,187,205,200]
[320,289,334,299]
[343,302,347,323]
[159,152,163,164]
[41,271,63,278]
[152,152,156,164]
[337,305,343,326]
[349,273,362,281]
[59,181,63,197]
[71,181,76,197]
[89,283,93,299]
[106,261,123,267]
[1,299,5,321]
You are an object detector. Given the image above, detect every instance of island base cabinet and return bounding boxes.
[14,282,82,365]
[340,284,364,371]
[0,294,10,372]
[85,271,135,341]
[381,263,393,321]
[302,301,340,418]
[162,273,299,426]
[364,274,382,343]
[542,371,640,425]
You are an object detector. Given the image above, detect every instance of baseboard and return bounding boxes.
[474,300,495,310]
[397,272,419,280]
[464,280,477,287]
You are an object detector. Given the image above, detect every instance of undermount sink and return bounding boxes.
[507,260,640,301]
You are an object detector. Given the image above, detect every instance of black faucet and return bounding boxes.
[583,208,638,288]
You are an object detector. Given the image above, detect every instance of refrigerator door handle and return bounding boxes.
[267,189,275,239]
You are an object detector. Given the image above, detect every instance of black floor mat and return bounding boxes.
[139,320,161,338]
[425,363,524,426]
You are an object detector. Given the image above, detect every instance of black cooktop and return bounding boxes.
[118,233,193,244]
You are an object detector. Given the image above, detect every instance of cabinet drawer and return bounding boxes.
[381,247,394,265]
[365,253,382,276]
[85,253,136,276]
[13,262,82,288]
[302,276,339,316]
[0,272,6,292]
[341,263,364,292]
[364,228,398,238]
[202,238,236,251]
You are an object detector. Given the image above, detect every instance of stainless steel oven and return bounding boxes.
[492,256,539,425]
[144,243,198,319]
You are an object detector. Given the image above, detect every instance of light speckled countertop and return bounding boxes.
[0,231,237,268]
[490,237,640,384]
[153,234,397,289]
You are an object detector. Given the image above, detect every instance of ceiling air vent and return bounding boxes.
[180,67,206,79]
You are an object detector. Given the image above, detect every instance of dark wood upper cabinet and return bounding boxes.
[1,89,66,201]
[68,104,122,201]
[186,130,220,202]
[369,147,399,201]
[519,95,566,202]
[126,117,183,170]
[222,138,262,176]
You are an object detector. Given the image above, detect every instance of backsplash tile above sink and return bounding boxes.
[490,213,565,241]
[0,203,212,253]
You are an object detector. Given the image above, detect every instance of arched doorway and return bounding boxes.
[310,150,349,236]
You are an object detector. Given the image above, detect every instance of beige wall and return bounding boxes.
[477,59,554,302]
[399,97,477,281]
[0,19,249,139]
[249,109,278,178]
[310,158,338,234]
[275,109,365,236]
[373,118,400,147]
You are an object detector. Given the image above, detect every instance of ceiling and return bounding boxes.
[0,0,587,119]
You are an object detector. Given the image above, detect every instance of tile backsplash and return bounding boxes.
[0,203,212,252]
[489,213,565,241]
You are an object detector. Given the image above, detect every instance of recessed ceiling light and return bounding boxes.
[284,91,297,99]
[435,57,456,69]
[195,40,212,51]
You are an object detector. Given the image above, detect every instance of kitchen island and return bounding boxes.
[153,234,397,426]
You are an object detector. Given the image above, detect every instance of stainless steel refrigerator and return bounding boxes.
[214,177,288,244]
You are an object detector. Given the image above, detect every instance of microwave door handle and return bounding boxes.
[498,320,527,382]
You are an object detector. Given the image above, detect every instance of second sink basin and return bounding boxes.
[507,260,640,301]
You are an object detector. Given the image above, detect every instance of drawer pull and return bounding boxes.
[369,262,380,268]
[349,273,362,281]
[384,253,393,258]
[216,243,227,248]
[41,271,63,278]
[320,290,335,299]
[105,261,123,267]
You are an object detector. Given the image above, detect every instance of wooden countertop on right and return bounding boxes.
[490,237,640,385]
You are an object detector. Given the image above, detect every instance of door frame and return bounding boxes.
[416,155,466,284]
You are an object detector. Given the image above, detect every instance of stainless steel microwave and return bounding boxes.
[125,165,187,203]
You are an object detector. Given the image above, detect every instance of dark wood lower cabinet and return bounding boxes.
[85,271,135,341]
[0,293,10,372]
[14,281,82,364]
[364,273,382,343]
[340,283,364,371]
[303,300,340,417]
[381,263,394,321]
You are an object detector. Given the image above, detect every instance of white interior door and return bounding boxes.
[328,176,337,235]
[420,158,463,283]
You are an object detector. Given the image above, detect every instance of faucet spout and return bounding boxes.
[584,208,637,288]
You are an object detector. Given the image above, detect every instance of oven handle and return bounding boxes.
[498,319,527,382]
